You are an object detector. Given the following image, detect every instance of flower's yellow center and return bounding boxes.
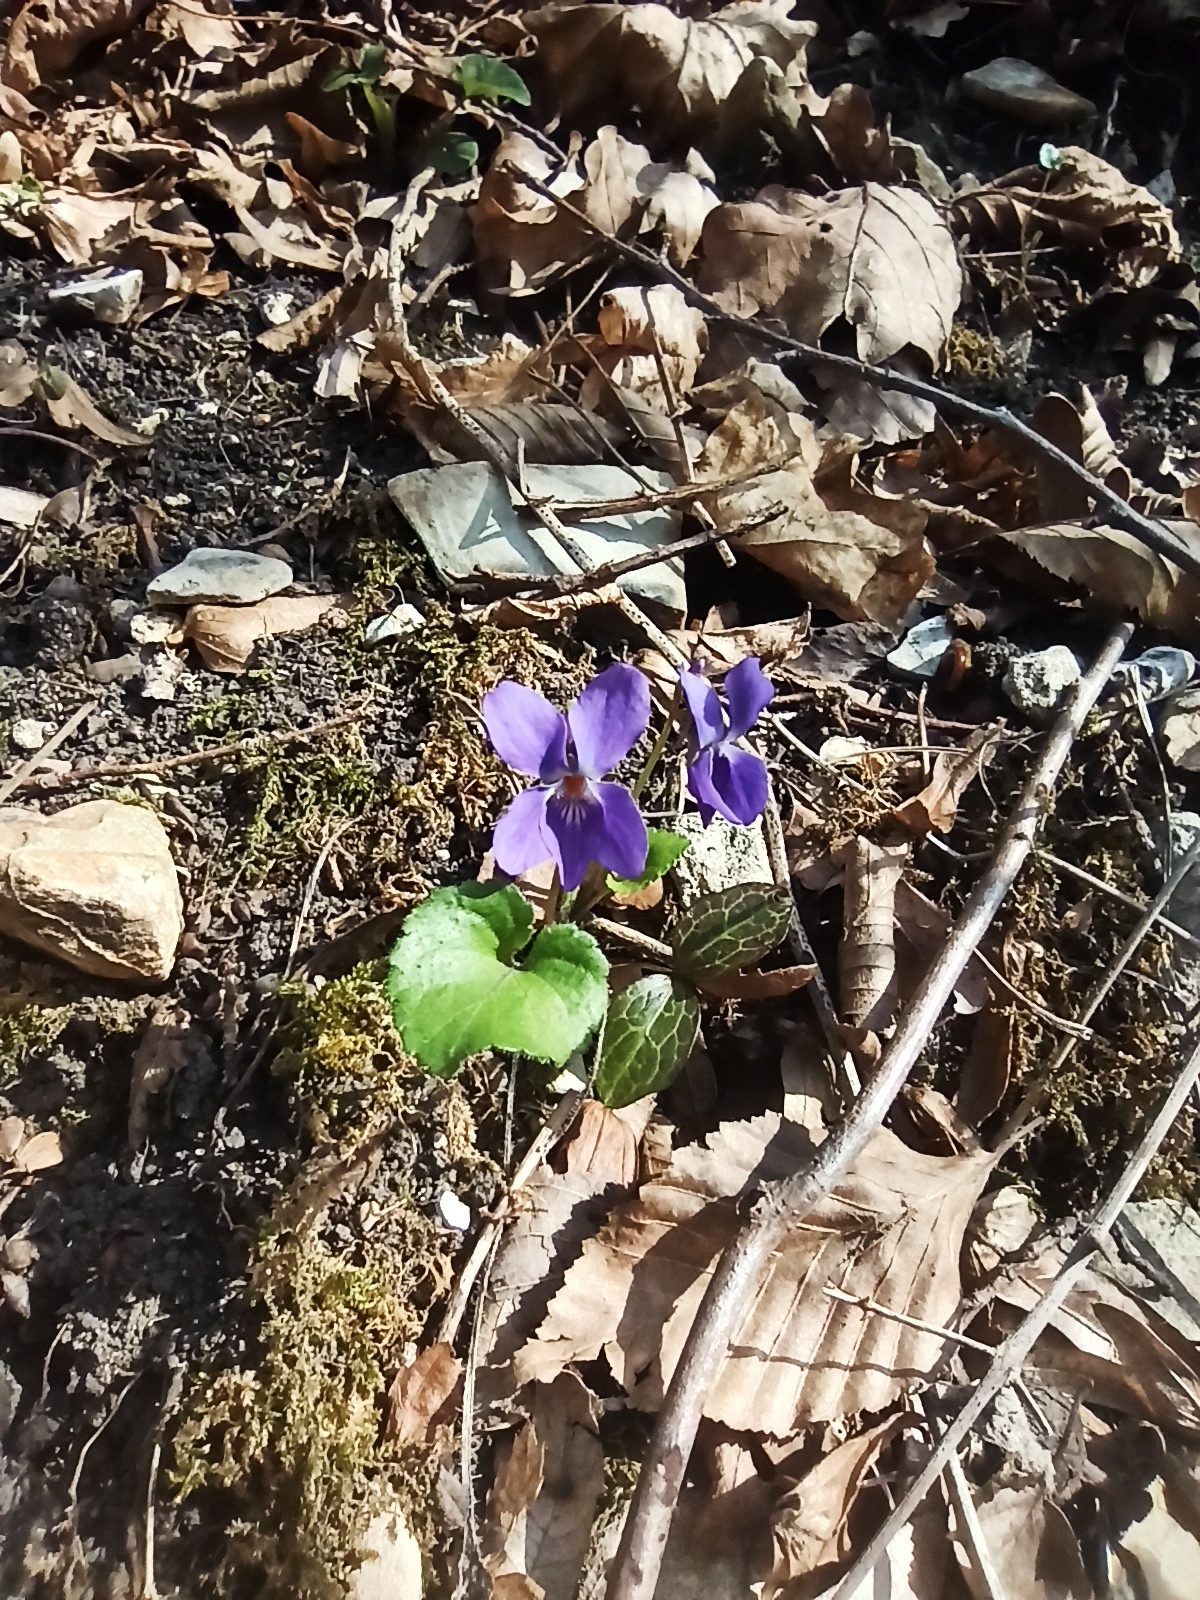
[561,773,588,800]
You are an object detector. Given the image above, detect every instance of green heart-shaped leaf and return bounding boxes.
[671,883,792,983]
[593,975,700,1109]
[453,53,532,105]
[607,827,690,897]
[388,885,607,1076]
[428,129,479,176]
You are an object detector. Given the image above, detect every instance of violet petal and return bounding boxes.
[685,746,721,828]
[483,682,569,781]
[492,786,557,877]
[567,663,650,778]
[678,663,726,750]
[724,657,775,740]
[708,744,770,826]
[592,781,649,880]
[544,786,604,891]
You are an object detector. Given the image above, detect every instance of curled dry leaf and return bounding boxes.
[699,182,962,367]
[1033,389,1179,520]
[558,1096,655,1190]
[383,1342,462,1444]
[697,394,934,625]
[0,1116,63,1174]
[578,283,707,419]
[833,836,908,1031]
[515,1111,996,1434]
[482,1373,604,1600]
[3,0,153,92]
[524,0,819,143]
[43,370,148,448]
[184,594,343,674]
[892,725,997,836]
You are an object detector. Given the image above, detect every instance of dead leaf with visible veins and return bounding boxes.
[516,1111,996,1433]
[184,594,344,674]
[3,0,153,92]
[1033,389,1179,520]
[482,1373,604,1600]
[696,393,934,624]
[954,1480,1092,1600]
[637,159,720,265]
[893,726,997,836]
[558,1097,655,1189]
[699,182,961,368]
[577,283,707,425]
[525,0,819,143]
[384,1342,462,1444]
[0,1116,63,1174]
[834,836,908,1033]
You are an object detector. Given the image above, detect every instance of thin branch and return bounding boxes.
[605,620,1134,1600]
[510,165,1200,583]
[0,699,98,805]
[1035,847,1200,955]
[831,1021,1200,1599]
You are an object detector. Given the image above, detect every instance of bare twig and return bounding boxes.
[606,620,1134,1600]
[0,699,98,805]
[831,1021,1200,1599]
[944,1445,1010,1600]
[822,1286,997,1357]
[511,166,1200,582]
[588,915,673,964]
[1035,848,1200,955]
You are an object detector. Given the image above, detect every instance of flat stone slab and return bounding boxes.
[146,547,292,606]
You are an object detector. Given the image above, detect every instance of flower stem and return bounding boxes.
[632,686,682,801]
[542,867,562,926]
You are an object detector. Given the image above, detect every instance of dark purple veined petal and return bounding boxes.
[483,681,569,781]
[567,663,650,778]
[723,656,775,740]
[678,663,726,750]
[544,785,604,890]
[492,786,557,876]
[687,743,769,827]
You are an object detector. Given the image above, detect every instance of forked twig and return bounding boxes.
[605,620,1134,1600]
[830,1020,1200,1599]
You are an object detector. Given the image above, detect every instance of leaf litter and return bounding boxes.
[5,1,1200,1598]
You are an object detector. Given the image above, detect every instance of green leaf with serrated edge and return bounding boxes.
[670,883,792,983]
[607,829,690,896]
[454,53,532,105]
[594,976,700,1110]
[388,886,607,1076]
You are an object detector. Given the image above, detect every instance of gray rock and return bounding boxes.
[0,798,183,982]
[28,576,94,668]
[1002,645,1081,719]
[671,812,773,904]
[146,547,292,607]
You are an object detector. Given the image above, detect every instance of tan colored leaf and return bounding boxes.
[483,1373,604,1600]
[184,594,342,674]
[1033,389,1177,520]
[699,183,961,367]
[43,372,147,447]
[0,484,50,528]
[663,613,812,679]
[893,726,996,836]
[128,1002,189,1150]
[697,394,934,624]
[0,340,38,407]
[764,1415,908,1598]
[3,0,153,93]
[559,1098,654,1189]
[697,964,816,1001]
[999,520,1200,638]
[525,0,818,142]
[638,163,720,266]
[955,1481,1091,1600]
[833,836,908,1030]
[384,1342,462,1444]
[256,285,344,355]
[13,1129,63,1173]
[516,1112,996,1433]
[0,1117,25,1162]
[965,1185,1038,1282]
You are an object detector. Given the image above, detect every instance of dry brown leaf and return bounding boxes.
[833,837,908,1031]
[999,520,1200,639]
[637,162,720,266]
[3,0,152,92]
[894,878,991,1015]
[952,148,1180,294]
[955,1480,1091,1600]
[183,594,342,674]
[43,371,148,448]
[661,613,812,681]
[516,1111,996,1433]
[697,394,934,624]
[3,1125,63,1174]
[384,1342,462,1445]
[1033,389,1178,520]
[525,0,818,143]
[578,283,707,417]
[482,1373,603,1600]
[956,1004,1013,1131]
[558,1097,654,1189]
[893,726,996,836]
[699,183,961,367]
[698,965,817,1001]
[965,1185,1038,1283]
[764,1415,908,1600]
[127,1002,189,1150]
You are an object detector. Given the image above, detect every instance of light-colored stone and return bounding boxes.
[47,267,143,325]
[352,1508,423,1600]
[146,547,292,607]
[10,719,52,753]
[671,812,772,904]
[959,58,1096,126]
[1002,645,1080,719]
[1162,686,1200,770]
[0,799,183,982]
[138,649,187,702]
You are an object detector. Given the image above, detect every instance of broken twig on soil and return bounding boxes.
[606,619,1134,1600]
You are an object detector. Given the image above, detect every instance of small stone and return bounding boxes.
[260,290,296,327]
[28,575,94,668]
[0,798,183,982]
[959,58,1096,126]
[437,1191,471,1232]
[46,267,143,325]
[146,547,293,607]
[887,614,954,678]
[671,812,773,904]
[10,719,52,753]
[1002,645,1081,718]
[130,609,183,646]
[364,603,425,647]
[1114,646,1195,702]
[1162,687,1200,770]
[138,650,187,702]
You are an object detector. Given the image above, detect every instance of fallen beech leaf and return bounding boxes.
[3,0,153,93]
[697,394,934,624]
[833,837,908,1031]
[482,1373,603,1600]
[638,163,720,265]
[384,1342,462,1444]
[697,964,816,1001]
[764,1415,908,1598]
[956,1481,1092,1600]
[893,726,996,836]
[525,0,818,142]
[699,182,961,367]
[184,594,342,673]
[558,1097,654,1189]
[516,1112,996,1432]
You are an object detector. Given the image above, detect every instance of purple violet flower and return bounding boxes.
[679,657,775,827]
[483,664,650,890]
